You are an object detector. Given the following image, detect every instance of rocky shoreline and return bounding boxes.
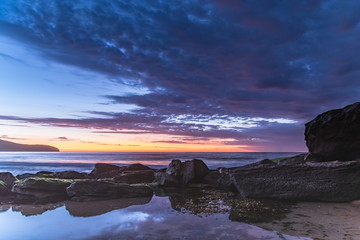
[2,103,360,203]
[2,153,360,206]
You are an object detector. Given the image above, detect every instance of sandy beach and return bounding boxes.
[257,201,360,240]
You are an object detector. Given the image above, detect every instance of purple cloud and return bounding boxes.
[1,0,360,151]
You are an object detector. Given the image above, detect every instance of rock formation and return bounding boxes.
[305,102,360,161]
[229,159,360,202]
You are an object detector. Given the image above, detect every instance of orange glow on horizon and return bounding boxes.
[55,141,255,152]
[4,136,255,153]
[0,121,257,152]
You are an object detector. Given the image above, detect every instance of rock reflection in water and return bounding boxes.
[65,196,153,217]
[12,202,64,216]
[168,188,291,223]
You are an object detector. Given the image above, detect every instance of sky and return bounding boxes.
[0,0,359,152]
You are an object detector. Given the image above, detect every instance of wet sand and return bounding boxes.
[257,201,360,240]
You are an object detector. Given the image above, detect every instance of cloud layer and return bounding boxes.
[1,0,360,151]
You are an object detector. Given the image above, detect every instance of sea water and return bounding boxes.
[0,152,301,175]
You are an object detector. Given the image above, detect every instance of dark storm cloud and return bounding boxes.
[1,0,360,150]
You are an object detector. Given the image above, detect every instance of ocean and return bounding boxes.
[0,152,302,175]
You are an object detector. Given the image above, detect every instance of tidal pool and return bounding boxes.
[0,195,310,240]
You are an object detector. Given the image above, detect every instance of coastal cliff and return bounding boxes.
[0,139,59,152]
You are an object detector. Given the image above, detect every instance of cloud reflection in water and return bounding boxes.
[0,197,310,240]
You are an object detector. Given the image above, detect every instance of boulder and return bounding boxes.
[305,102,360,161]
[89,163,126,179]
[0,172,17,189]
[230,160,360,202]
[12,178,72,199]
[164,159,210,185]
[66,180,153,200]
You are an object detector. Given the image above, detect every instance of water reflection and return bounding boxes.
[0,194,310,240]
[65,197,153,217]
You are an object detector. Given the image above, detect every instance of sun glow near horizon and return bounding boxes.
[0,120,257,152]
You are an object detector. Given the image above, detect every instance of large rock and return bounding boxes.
[230,160,360,202]
[66,180,153,200]
[164,159,210,185]
[12,178,72,199]
[305,102,360,161]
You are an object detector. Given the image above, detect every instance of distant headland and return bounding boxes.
[0,139,59,152]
